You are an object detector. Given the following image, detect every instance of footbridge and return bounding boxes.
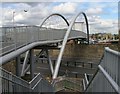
[0,12,120,93]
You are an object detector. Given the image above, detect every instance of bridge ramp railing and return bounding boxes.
[0,67,54,93]
[0,26,65,55]
[0,26,86,56]
[83,47,120,93]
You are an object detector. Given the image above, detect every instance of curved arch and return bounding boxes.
[39,13,69,28]
[53,12,89,79]
[81,12,89,44]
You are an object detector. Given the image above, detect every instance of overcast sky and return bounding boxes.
[1,0,119,34]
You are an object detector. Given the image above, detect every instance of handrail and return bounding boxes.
[31,78,42,90]
[53,12,89,79]
[84,47,120,93]
[0,67,29,83]
[98,65,120,94]
[84,65,120,93]
[29,73,41,84]
[0,75,31,89]
[84,54,104,91]
[105,47,120,56]
[0,66,54,92]
[0,40,62,65]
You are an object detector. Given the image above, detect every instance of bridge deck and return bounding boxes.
[0,26,86,56]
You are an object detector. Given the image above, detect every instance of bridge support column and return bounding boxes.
[16,56,21,77]
[30,49,34,79]
[46,49,54,76]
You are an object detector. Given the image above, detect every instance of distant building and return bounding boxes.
[89,33,119,44]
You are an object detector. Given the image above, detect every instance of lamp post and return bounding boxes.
[12,10,28,49]
[13,11,15,27]
[13,10,28,27]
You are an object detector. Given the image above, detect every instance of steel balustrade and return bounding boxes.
[84,47,120,93]
[0,27,86,65]
[0,67,54,93]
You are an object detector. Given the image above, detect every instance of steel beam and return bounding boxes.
[99,65,120,94]
[37,49,45,58]
[16,56,21,77]
[24,65,30,74]
[0,40,62,66]
[30,49,34,79]
[53,12,89,79]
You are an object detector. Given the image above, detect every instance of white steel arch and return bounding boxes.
[39,13,69,27]
[53,12,89,79]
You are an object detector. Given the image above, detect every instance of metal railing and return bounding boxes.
[84,47,120,93]
[0,26,86,56]
[0,67,54,93]
[0,67,31,93]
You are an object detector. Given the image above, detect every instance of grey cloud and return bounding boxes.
[24,2,52,7]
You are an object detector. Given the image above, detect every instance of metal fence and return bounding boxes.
[0,67,54,93]
[83,47,120,93]
[0,26,86,56]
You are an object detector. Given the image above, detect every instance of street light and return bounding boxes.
[13,11,15,27]
[12,10,28,27]
[12,10,28,50]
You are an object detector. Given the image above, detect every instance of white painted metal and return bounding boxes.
[21,51,30,76]
[85,47,120,93]
[53,12,89,79]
